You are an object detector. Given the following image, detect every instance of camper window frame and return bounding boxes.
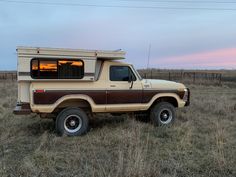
[30,58,84,79]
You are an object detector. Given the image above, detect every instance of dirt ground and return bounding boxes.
[0,81,236,177]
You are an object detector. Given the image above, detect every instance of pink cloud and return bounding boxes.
[155,48,236,69]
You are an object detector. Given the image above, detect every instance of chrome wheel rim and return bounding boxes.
[64,115,82,133]
[158,108,173,124]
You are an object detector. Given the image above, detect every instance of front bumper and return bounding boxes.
[184,88,190,106]
[13,103,32,115]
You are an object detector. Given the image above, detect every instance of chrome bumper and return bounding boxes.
[13,103,31,115]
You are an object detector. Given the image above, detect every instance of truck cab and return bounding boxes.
[14,47,190,136]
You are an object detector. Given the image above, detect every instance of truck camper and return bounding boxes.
[14,47,190,136]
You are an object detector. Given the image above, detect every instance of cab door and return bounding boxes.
[106,65,143,105]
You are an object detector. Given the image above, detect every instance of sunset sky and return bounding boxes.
[0,0,236,70]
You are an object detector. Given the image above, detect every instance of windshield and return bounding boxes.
[131,65,142,80]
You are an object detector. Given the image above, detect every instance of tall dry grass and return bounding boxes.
[0,81,235,177]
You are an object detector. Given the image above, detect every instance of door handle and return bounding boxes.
[110,85,116,87]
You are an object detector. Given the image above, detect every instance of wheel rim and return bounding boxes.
[158,108,173,124]
[64,115,82,133]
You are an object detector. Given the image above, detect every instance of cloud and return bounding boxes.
[154,48,236,69]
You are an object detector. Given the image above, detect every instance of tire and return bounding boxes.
[56,107,89,136]
[150,102,175,126]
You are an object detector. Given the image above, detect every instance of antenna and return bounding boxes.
[147,44,151,69]
[145,44,151,80]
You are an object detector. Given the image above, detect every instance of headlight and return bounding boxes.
[183,88,189,102]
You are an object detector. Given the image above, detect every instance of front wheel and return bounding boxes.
[150,102,175,126]
[56,108,89,136]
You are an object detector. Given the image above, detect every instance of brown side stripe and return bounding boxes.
[34,90,106,105]
[33,90,185,105]
[142,90,185,103]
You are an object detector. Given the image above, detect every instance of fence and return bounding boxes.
[0,72,17,81]
[138,69,222,84]
[0,70,228,84]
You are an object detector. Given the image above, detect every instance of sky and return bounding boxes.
[0,0,236,70]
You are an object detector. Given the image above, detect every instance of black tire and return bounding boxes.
[150,102,175,126]
[56,107,89,136]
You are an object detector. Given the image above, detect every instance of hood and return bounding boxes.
[142,79,186,90]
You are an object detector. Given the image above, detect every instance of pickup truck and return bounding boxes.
[13,47,190,136]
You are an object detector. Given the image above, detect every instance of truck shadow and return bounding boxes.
[26,119,55,136]
[26,115,126,136]
[89,114,126,129]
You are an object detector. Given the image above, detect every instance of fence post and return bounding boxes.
[219,74,222,85]
[193,72,196,83]
[168,72,171,80]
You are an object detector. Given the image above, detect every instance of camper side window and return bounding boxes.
[31,58,84,79]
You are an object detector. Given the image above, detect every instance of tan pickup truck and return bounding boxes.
[14,47,190,136]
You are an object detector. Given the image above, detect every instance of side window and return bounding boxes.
[58,60,84,79]
[110,66,136,81]
[39,60,58,79]
[31,58,84,79]
[31,59,39,78]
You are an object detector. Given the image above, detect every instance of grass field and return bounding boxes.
[0,81,236,177]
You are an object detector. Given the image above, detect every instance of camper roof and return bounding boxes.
[17,46,126,60]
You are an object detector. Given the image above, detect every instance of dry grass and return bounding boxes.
[0,81,236,177]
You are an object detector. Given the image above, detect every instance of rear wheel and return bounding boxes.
[150,102,175,126]
[56,108,89,136]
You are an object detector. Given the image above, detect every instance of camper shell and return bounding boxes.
[16,47,125,104]
[14,46,190,136]
[17,47,125,81]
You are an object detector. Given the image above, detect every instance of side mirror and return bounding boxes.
[128,73,134,89]
[128,73,133,83]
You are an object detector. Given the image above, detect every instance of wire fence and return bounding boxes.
[138,69,223,84]
[0,71,17,81]
[0,70,235,85]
